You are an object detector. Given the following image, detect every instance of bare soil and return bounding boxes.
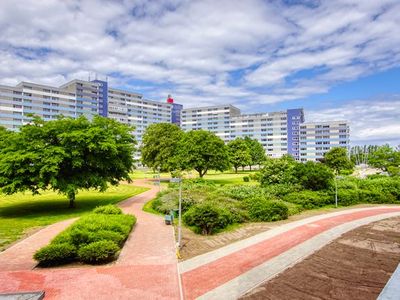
[178,204,385,260]
[240,216,400,300]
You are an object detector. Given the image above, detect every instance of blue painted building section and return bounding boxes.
[171,103,183,126]
[286,108,304,160]
[92,80,108,117]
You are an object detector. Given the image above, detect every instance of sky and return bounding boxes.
[0,0,399,146]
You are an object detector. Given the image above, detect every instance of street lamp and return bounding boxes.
[170,176,182,248]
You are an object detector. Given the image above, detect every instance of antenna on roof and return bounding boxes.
[95,73,98,80]
[106,76,108,82]
[88,72,91,82]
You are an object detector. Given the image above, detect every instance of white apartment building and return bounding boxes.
[299,121,350,161]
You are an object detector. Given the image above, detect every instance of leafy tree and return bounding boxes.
[258,155,297,186]
[244,136,266,170]
[323,147,353,174]
[0,116,136,208]
[294,161,334,191]
[141,123,183,172]
[227,138,251,173]
[368,144,400,172]
[176,130,230,177]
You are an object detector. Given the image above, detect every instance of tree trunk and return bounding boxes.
[249,165,252,171]
[68,191,76,208]
[242,166,244,171]
[234,166,238,173]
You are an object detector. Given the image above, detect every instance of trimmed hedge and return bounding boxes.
[34,206,135,266]
[34,243,77,267]
[93,204,122,215]
[78,240,119,264]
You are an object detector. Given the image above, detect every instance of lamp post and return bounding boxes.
[170,177,182,248]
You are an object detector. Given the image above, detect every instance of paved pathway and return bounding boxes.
[180,206,400,300]
[0,180,181,300]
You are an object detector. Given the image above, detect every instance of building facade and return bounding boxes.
[299,121,350,161]
[0,78,350,161]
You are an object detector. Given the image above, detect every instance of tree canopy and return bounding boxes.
[176,130,230,177]
[141,123,183,172]
[227,138,251,173]
[323,147,353,174]
[368,144,400,174]
[0,116,136,208]
[244,136,266,169]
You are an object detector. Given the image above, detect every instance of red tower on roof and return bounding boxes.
[167,94,174,103]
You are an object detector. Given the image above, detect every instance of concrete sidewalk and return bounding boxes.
[180,206,400,300]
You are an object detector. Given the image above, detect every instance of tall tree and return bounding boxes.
[141,123,183,172]
[323,147,353,174]
[0,116,136,208]
[176,130,230,177]
[227,138,251,173]
[244,136,266,170]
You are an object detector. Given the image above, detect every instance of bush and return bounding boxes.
[245,197,288,222]
[34,243,76,266]
[336,189,359,206]
[221,185,265,200]
[263,183,302,197]
[183,202,233,235]
[243,176,250,182]
[259,155,297,186]
[93,204,122,215]
[293,161,334,191]
[358,189,396,204]
[284,191,333,209]
[78,240,119,264]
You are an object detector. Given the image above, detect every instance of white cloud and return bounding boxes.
[306,97,400,146]
[0,0,400,142]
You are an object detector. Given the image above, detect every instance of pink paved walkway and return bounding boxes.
[180,206,400,300]
[0,180,181,299]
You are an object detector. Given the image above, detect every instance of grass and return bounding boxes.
[0,184,148,250]
[203,170,258,185]
[142,198,163,216]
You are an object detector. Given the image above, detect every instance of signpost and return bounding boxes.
[170,177,182,248]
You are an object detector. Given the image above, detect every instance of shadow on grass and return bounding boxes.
[0,198,124,219]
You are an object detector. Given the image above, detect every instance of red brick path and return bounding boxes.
[0,180,181,299]
[181,207,400,300]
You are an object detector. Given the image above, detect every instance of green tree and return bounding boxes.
[227,138,251,173]
[0,116,135,208]
[368,144,400,172]
[258,155,297,186]
[176,130,229,177]
[244,136,266,170]
[323,147,353,174]
[141,123,183,172]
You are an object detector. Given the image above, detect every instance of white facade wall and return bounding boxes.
[299,121,350,161]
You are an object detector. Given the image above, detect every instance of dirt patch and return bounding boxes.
[178,204,388,260]
[240,216,400,300]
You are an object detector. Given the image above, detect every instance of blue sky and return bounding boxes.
[0,0,399,145]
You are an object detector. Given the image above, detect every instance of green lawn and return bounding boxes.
[131,169,259,185]
[0,184,148,250]
[202,170,258,185]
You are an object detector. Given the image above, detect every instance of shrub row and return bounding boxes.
[34,205,135,267]
[152,176,400,236]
